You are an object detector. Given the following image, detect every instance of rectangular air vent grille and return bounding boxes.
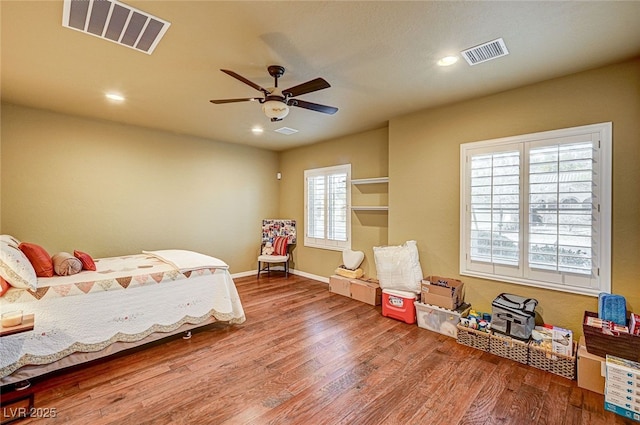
[461,38,509,66]
[275,127,299,135]
[62,0,170,54]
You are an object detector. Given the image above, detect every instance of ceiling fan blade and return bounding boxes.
[220,69,270,95]
[210,97,261,104]
[282,78,330,98]
[288,99,338,115]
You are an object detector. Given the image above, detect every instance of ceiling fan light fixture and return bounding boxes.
[262,100,289,120]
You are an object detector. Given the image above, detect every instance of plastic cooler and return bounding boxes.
[382,289,417,324]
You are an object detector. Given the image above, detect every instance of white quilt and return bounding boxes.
[0,250,245,379]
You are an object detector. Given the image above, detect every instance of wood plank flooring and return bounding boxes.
[1,274,633,425]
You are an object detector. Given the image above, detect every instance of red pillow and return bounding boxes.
[74,250,96,271]
[273,236,288,256]
[0,277,10,296]
[18,242,54,277]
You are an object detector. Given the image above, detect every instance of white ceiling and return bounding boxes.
[2,1,640,151]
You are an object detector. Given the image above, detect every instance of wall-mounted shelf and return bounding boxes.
[351,176,388,212]
[351,206,389,211]
[351,177,389,185]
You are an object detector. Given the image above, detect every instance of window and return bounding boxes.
[304,164,351,251]
[460,123,611,296]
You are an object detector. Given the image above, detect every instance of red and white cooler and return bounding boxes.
[382,289,417,324]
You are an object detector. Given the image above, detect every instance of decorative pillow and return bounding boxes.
[373,240,423,293]
[19,242,54,277]
[0,276,10,296]
[52,252,83,276]
[273,236,288,256]
[0,235,21,248]
[74,250,96,271]
[0,244,38,290]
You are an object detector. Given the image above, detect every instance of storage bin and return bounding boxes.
[382,289,417,324]
[415,302,471,338]
[489,332,529,364]
[583,311,640,362]
[456,324,490,352]
[528,342,577,380]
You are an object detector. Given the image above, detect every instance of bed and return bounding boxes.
[0,248,245,386]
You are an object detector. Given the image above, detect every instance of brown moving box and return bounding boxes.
[329,275,351,297]
[350,279,381,306]
[421,276,464,310]
[328,275,381,306]
[577,335,605,395]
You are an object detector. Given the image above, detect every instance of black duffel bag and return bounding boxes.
[491,293,538,340]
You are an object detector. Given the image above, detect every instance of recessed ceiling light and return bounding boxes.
[251,127,264,134]
[105,93,125,102]
[437,56,459,67]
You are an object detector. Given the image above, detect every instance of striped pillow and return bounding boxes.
[273,236,288,256]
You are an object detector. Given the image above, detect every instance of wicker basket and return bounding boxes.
[456,325,490,352]
[489,333,529,364]
[528,342,576,380]
[583,311,640,362]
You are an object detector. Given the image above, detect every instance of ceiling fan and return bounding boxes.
[210,65,338,122]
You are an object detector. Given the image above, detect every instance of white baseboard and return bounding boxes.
[290,269,329,283]
[230,269,328,284]
[230,270,258,278]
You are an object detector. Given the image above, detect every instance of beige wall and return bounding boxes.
[278,127,389,279]
[388,58,640,335]
[2,59,638,337]
[0,104,279,273]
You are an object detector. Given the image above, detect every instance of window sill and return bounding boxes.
[460,270,605,297]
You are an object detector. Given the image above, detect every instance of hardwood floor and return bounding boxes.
[1,274,633,425]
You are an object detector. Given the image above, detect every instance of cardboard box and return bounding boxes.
[577,336,606,395]
[606,355,640,422]
[551,325,573,357]
[329,275,381,306]
[604,402,640,423]
[421,276,464,310]
[350,279,381,306]
[329,275,351,298]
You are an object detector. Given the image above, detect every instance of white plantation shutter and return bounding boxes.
[461,123,611,296]
[304,164,351,250]
[307,175,325,239]
[327,173,348,241]
[526,134,601,288]
[468,147,522,278]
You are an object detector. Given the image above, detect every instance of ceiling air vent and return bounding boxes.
[461,38,509,66]
[274,127,299,135]
[62,0,170,54]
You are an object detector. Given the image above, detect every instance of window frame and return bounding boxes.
[459,122,612,297]
[304,164,352,251]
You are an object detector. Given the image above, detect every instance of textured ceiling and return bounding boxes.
[2,1,640,151]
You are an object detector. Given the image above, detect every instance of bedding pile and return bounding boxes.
[0,248,245,379]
